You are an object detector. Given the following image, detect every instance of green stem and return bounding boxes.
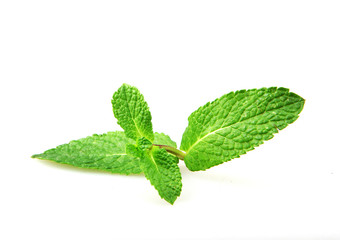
[153,144,186,160]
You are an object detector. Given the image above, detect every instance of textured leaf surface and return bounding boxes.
[180,87,305,171]
[139,145,182,204]
[32,131,142,175]
[112,84,154,141]
[154,132,177,148]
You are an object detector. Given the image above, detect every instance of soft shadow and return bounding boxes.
[38,159,252,186]
[178,161,253,186]
[196,172,253,186]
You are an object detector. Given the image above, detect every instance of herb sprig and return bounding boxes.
[32,84,305,204]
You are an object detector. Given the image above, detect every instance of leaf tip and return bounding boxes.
[165,197,177,205]
[31,154,41,159]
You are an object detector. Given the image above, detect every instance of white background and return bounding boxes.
[1,1,339,239]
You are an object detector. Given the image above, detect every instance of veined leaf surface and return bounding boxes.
[112,84,154,141]
[180,87,305,171]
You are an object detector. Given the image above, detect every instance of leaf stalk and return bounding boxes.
[153,144,186,160]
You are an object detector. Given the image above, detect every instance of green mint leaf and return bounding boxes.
[32,132,176,175]
[154,132,177,148]
[112,84,154,142]
[139,145,182,204]
[137,137,153,150]
[180,87,305,171]
[32,131,142,175]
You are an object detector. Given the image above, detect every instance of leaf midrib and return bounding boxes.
[184,99,301,153]
[122,85,143,138]
[105,153,127,157]
[150,152,160,172]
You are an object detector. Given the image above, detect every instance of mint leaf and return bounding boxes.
[32,132,176,175]
[32,131,142,174]
[137,136,153,150]
[139,144,182,204]
[180,87,305,171]
[112,84,154,141]
[154,132,177,148]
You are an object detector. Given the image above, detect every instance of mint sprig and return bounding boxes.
[32,84,305,204]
